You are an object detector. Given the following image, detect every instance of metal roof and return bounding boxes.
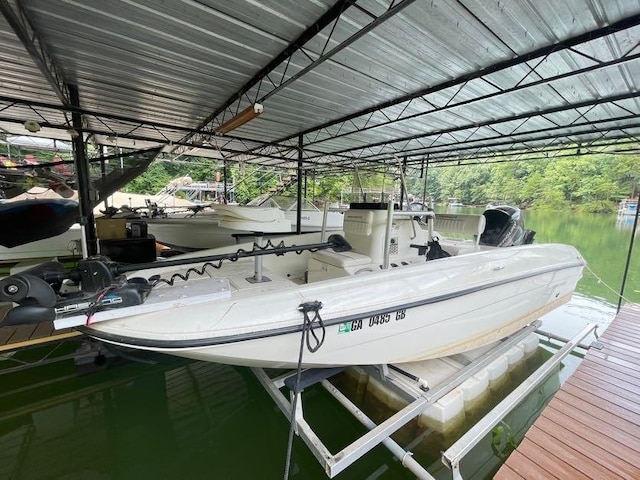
[0,0,639,174]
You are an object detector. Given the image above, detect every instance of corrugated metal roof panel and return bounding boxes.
[0,0,637,171]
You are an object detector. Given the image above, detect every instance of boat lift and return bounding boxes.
[252,321,598,479]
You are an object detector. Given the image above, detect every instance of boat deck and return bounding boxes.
[0,304,81,353]
[495,303,640,479]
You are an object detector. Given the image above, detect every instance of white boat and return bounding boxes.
[248,195,344,232]
[0,225,81,264]
[144,205,295,250]
[618,198,638,216]
[0,204,584,369]
[144,197,343,250]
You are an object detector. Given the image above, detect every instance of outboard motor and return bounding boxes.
[480,205,535,247]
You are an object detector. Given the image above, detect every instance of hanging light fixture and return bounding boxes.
[215,103,263,135]
[24,120,41,133]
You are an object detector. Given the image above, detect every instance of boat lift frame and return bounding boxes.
[441,322,598,480]
[252,319,563,479]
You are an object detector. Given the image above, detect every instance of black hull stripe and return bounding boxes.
[78,261,584,349]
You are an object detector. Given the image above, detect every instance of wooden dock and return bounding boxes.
[495,303,640,479]
[0,304,81,353]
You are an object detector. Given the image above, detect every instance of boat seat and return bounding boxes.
[432,214,486,249]
[311,249,371,269]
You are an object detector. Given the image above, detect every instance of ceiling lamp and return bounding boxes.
[215,103,263,135]
[24,120,41,133]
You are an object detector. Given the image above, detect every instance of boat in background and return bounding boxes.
[618,198,638,216]
[142,195,343,251]
[143,204,295,250]
[247,195,344,232]
[0,202,584,369]
[0,146,161,264]
[0,198,81,264]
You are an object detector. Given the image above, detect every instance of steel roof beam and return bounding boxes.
[0,94,302,155]
[0,115,301,162]
[303,91,640,158]
[352,115,640,163]
[417,137,640,167]
[0,0,70,105]
[299,51,640,149]
[273,13,640,145]
[308,122,640,172]
[173,0,359,151]
[177,0,417,154]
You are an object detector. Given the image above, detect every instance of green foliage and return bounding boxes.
[121,150,640,211]
[491,422,518,460]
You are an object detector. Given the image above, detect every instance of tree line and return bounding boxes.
[123,151,639,213]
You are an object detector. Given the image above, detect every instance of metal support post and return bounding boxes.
[383,198,394,269]
[297,135,303,235]
[69,84,97,257]
[246,234,270,283]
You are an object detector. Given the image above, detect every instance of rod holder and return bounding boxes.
[246,233,271,283]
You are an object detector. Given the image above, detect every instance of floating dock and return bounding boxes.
[494,303,640,479]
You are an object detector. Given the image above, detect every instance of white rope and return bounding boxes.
[583,263,634,304]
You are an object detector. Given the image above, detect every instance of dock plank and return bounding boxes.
[0,321,82,353]
[553,390,640,436]
[517,438,588,480]
[499,450,557,480]
[567,371,640,414]
[8,324,38,343]
[535,414,640,478]
[31,321,55,340]
[547,399,640,453]
[495,303,640,479]
[582,355,640,381]
[493,465,524,480]
[561,382,640,425]
[579,361,640,389]
[526,426,625,480]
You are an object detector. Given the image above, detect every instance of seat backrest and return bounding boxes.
[343,209,420,263]
[433,214,486,247]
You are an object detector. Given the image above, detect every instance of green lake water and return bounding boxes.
[0,209,637,479]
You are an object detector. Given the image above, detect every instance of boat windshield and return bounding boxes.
[259,196,318,211]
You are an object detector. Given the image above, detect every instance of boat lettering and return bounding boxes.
[55,301,92,314]
[54,296,123,314]
[395,309,406,320]
[369,313,390,327]
[338,319,363,334]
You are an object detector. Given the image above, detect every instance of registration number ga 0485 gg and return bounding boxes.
[338,309,406,334]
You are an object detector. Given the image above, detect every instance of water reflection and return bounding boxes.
[615,213,638,231]
[0,358,277,479]
[0,354,419,480]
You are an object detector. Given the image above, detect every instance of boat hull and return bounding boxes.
[0,224,81,264]
[77,243,584,368]
[146,208,343,250]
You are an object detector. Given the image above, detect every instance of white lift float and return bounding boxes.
[252,321,598,479]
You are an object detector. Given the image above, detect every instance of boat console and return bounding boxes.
[308,204,429,282]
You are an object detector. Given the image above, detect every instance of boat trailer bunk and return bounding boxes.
[254,322,598,480]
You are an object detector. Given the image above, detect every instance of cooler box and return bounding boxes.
[96,217,127,240]
[99,235,157,263]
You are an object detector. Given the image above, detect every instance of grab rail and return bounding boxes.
[441,322,598,480]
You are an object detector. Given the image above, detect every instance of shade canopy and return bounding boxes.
[0,1,638,174]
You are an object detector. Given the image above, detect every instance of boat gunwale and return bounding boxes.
[78,260,584,350]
